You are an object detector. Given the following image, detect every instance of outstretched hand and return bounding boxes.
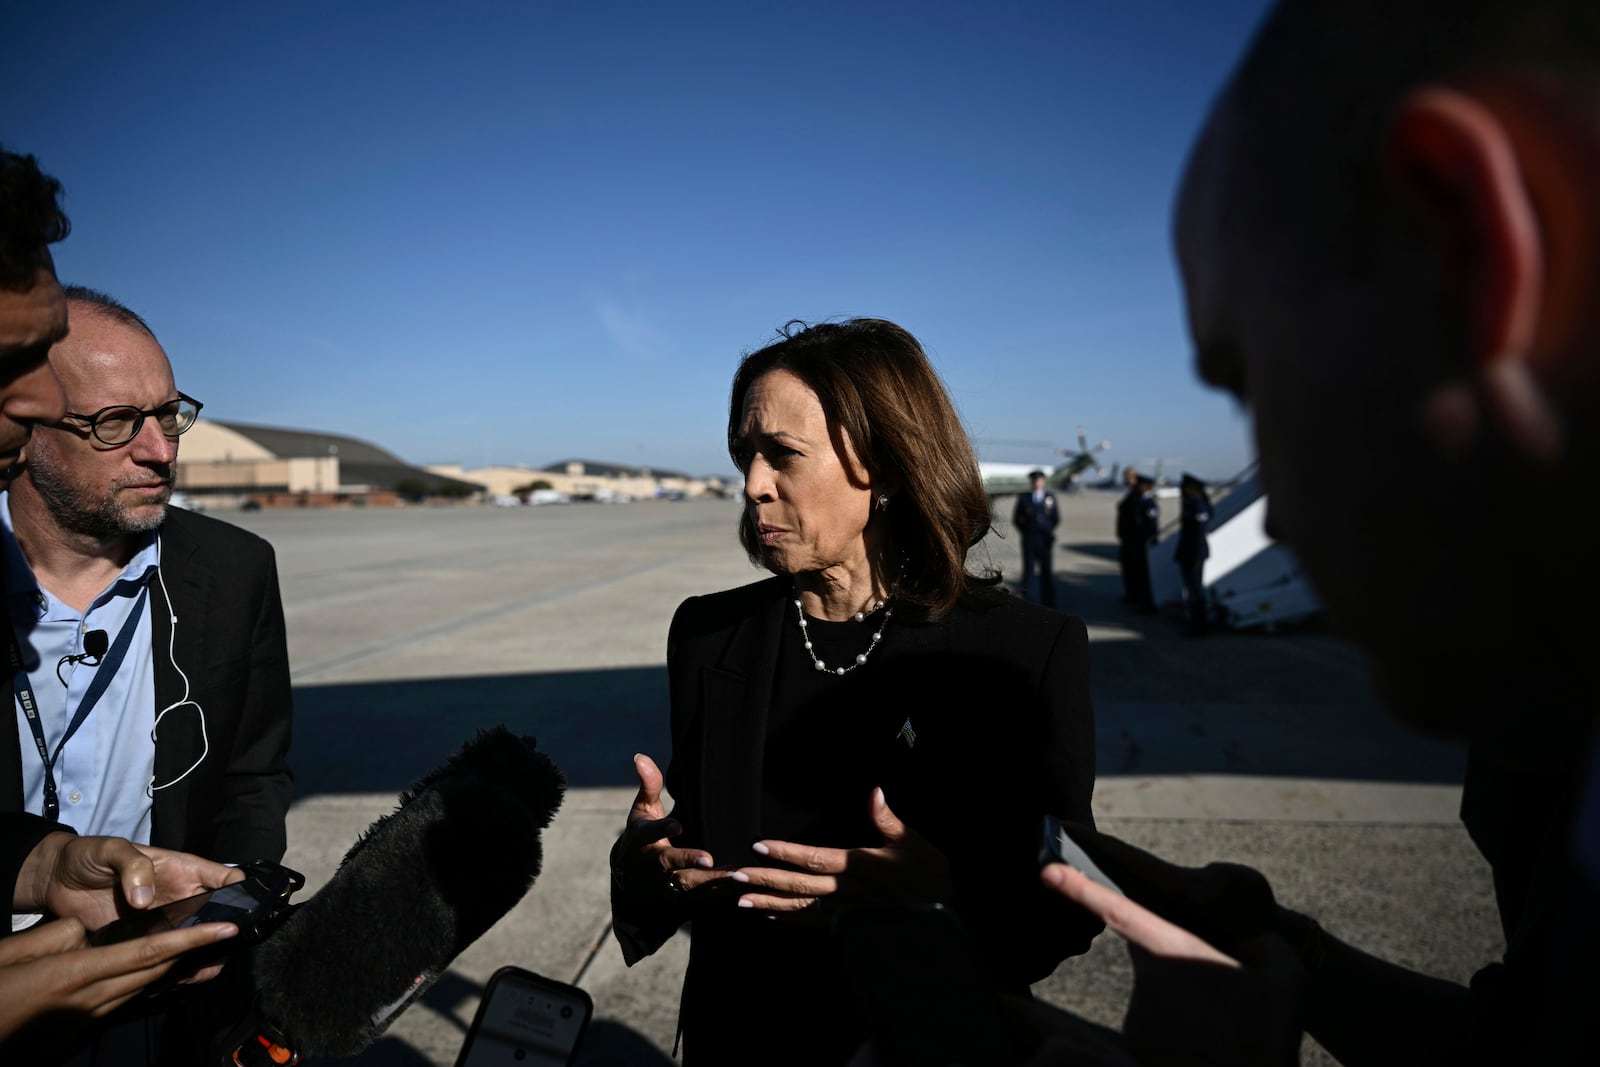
[1042,863,1238,967]
[610,753,727,898]
[730,788,952,920]
[1040,841,1312,1066]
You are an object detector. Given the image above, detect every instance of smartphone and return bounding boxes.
[88,860,305,949]
[1039,814,1125,896]
[453,965,593,1067]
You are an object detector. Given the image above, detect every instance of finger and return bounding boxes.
[71,922,240,1017]
[140,846,244,901]
[736,891,820,912]
[624,815,682,848]
[750,839,849,874]
[656,848,716,872]
[630,753,665,817]
[869,787,908,845]
[79,837,159,910]
[729,866,838,898]
[0,917,89,966]
[672,867,736,893]
[1042,865,1239,968]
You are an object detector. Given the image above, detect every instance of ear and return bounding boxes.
[1387,87,1561,460]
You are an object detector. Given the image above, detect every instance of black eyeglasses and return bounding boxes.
[58,393,203,447]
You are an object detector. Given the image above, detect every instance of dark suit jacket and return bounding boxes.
[2,506,292,867]
[1012,490,1060,545]
[613,575,1100,1060]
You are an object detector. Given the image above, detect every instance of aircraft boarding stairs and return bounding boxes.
[1147,463,1322,631]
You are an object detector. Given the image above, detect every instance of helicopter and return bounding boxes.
[976,427,1112,497]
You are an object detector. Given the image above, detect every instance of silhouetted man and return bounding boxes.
[1043,2,1600,1063]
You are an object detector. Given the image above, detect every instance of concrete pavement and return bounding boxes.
[218,492,1497,1066]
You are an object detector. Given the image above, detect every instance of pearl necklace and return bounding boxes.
[793,587,893,676]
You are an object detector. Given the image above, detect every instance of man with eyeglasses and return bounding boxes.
[1,285,291,876]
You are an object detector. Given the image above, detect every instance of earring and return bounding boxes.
[875,493,890,511]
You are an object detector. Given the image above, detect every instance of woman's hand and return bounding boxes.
[0,915,240,1042]
[611,753,726,898]
[18,833,245,932]
[730,788,952,920]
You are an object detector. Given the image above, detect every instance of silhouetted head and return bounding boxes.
[1177,0,1600,726]
[0,146,70,488]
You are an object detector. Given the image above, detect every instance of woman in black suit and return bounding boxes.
[610,319,1100,1064]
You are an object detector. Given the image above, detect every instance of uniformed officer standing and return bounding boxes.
[1116,468,1159,612]
[1012,469,1059,607]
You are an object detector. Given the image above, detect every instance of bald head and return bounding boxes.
[13,294,179,545]
[1175,0,1600,722]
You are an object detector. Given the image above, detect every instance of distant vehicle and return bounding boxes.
[240,498,263,512]
[528,489,570,505]
[493,494,524,507]
[168,491,199,511]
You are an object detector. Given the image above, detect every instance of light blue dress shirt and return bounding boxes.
[3,493,160,844]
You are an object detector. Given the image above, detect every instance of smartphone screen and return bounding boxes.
[89,881,264,945]
[454,966,592,1067]
[88,863,304,947]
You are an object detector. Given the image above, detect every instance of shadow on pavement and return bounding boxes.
[292,666,672,800]
[294,554,1465,804]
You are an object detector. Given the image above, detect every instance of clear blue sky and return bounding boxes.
[2,0,1272,480]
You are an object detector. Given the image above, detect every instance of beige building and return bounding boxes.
[178,420,483,507]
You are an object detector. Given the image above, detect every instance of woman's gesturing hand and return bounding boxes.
[730,788,952,919]
[610,753,726,898]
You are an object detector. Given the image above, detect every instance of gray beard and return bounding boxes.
[27,460,169,542]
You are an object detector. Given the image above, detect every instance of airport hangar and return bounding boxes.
[175,420,732,508]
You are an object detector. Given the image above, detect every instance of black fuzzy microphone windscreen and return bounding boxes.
[252,725,565,1057]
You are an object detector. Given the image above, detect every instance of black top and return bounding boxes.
[763,605,899,848]
[613,575,1101,1065]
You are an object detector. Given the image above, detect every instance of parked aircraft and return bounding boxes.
[977,428,1110,497]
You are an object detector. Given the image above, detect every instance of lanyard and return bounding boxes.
[8,584,149,822]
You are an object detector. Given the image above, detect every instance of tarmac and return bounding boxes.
[221,492,1500,1067]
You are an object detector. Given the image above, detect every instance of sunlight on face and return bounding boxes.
[735,369,874,579]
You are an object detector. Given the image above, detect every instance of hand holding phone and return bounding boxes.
[454,966,592,1067]
[87,861,304,962]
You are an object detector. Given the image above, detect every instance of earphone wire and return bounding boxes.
[148,534,207,796]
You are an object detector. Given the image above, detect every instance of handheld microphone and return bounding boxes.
[239,725,566,1059]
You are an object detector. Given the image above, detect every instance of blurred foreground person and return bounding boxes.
[1,145,242,1053]
[1044,1,1600,1063]
[611,319,1100,1064]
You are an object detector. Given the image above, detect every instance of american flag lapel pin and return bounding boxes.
[897,718,917,749]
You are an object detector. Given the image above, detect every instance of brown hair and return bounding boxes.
[728,318,998,620]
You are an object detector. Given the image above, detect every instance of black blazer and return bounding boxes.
[2,506,293,867]
[613,575,1100,1060]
